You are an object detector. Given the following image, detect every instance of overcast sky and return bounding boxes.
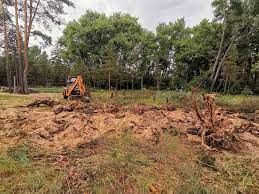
[67,0,213,28]
[46,0,214,51]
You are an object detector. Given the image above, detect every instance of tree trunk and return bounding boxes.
[156,78,161,90]
[108,70,111,91]
[27,0,40,42]
[13,76,17,93]
[254,72,257,91]
[224,73,228,93]
[1,0,12,91]
[211,41,234,91]
[141,76,144,90]
[14,0,24,92]
[211,18,226,85]
[23,0,29,94]
[93,79,96,89]
[131,77,134,90]
[12,48,19,90]
[224,62,230,93]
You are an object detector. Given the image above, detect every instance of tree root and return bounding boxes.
[190,89,248,151]
[27,99,58,107]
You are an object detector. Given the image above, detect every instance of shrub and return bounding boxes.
[241,86,254,96]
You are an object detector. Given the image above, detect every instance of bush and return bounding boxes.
[241,86,254,96]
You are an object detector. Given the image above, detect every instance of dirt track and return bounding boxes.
[0,100,258,154]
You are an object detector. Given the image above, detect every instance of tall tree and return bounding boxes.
[23,0,29,92]
[14,0,23,91]
[211,0,259,91]
[0,0,12,91]
[16,0,75,93]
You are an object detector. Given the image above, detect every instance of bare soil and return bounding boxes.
[0,100,258,155]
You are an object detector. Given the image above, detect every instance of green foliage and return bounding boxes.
[1,0,259,93]
[241,86,254,96]
[7,145,30,165]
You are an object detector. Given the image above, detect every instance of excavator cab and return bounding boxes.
[63,75,90,102]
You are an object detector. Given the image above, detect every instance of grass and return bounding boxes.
[216,157,259,193]
[1,89,259,112]
[34,87,63,93]
[0,89,258,193]
[92,90,259,113]
[78,133,155,193]
[0,144,65,194]
[217,95,259,113]
[73,132,230,193]
[0,93,33,108]
[0,132,258,193]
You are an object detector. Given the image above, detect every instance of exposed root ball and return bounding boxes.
[27,99,58,107]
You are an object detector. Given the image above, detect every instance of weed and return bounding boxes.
[197,151,216,170]
[7,145,30,165]
[0,144,64,194]
[217,157,258,193]
[178,178,214,194]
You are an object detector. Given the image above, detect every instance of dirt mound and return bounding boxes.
[0,100,258,153]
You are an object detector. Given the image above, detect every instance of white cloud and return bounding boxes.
[64,0,213,30]
[43,0,214,53]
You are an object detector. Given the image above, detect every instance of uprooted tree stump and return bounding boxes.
[53,101,89,114]
[190,88,259,151]
[190,88,235,151]
[27,99,59,108]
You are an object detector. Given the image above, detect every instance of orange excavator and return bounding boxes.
[63,75,90,102]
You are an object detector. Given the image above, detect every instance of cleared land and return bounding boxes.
[0,90,258,193]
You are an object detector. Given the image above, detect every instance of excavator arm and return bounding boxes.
[63,75,89,101]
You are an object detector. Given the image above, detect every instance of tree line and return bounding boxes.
[0,0,259,94]
[0,0,74,93]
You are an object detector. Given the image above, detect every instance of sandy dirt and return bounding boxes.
[0,101,258,154]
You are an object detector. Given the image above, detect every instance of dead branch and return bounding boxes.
[191,88,205,123]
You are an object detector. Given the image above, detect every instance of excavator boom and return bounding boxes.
[63,75,90,101]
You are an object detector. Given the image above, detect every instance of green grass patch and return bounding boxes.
[216,157,259,193]
[1,89,258,112]
[0,93,33,108]
[34,87,63,93]
[0,134,258,193]
[217,95,259,113]
[79,133,155,193]
[0,144,64,194]
[91,90,193,107]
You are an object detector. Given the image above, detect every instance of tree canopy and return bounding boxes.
[0,0,258,94]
